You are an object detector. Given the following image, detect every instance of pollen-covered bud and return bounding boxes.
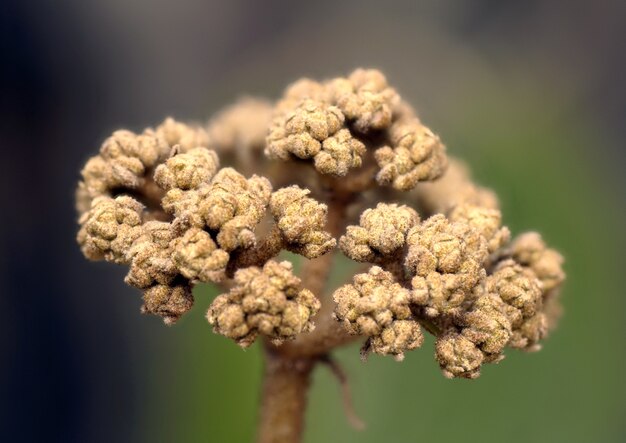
[508,312,548,351]
[266,99,365,176]
[80,128,168,197]
[100,128,169,172]
[333,267,423,360]
[153,147,219,191]
[77,195,144,263]
[461,293,512,358]
[155,117,210,153]
[340,203,419,262]
[449,204,510,253]
[172,228,229,283]
[125,221,178,289]
[79,155,138,196]
[160,186,208,228]
[436,331,484,379]
[375,118,448,190]
[207,260,321,347]
[507,232,565,293]
[487,259,543,320]
[314,129,366,176]
[207,97,273,153]
[269,186,336,258]
[141,283,194,325]
[199,168,272,251]
[406,215,488,317]
[328,68,399,132]
[267,99,342,159]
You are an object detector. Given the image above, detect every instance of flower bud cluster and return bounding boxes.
[76,69,565,379]
[269,186,336,258]
[207,261,321,347]
[77,120,335,327]
[340,203,419,262]
[335,168,564,377]
[333,267,423,360]
[266,69,447,188]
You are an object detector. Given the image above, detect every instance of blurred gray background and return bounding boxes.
[1,1,625,442]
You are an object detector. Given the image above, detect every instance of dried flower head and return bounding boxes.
[75,66,565,419]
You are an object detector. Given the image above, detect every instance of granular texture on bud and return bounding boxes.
[154,148,219,191]
[142,283,194,325]
[267,99,365,176]
[340,203,419,262]
[461,293,512,358]
[172,228,229,283]
[328,68,399,132]
[436,331,484,379]
[487,259,543,320]
[507,233,565,293]
[155,117,210,153]
[267,68,446,185]
[333,267,423,360]
[375,118,448,190]
[207,261,321,347]
[406,215,487,317]
[200,168,272,251]
[125,221,178,289]
[77,195,144,263]
[449,203,510,254]
[269,186,336,258]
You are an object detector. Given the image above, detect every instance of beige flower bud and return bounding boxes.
[507,233,565,293]
[155,117,210,153]
[436,331,484,379]
[207,261,321,347]
[333,267,422,360]
[172,228,229,283]
[486,259,543,320]
[77,195,144,263]
[142,283,194,325]
[100,128,169,168]
[405,215,487,316]
[267,99,365,176]
[449,203,510,253]
[154,147,219,191]
[125,221,178,289]
[269,186,336,258]
[375,118,448,190]
[328,68,399,132]
[340,203,419,262]
[461,293,512,356]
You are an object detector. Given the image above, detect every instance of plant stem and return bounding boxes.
[256,347,314,443]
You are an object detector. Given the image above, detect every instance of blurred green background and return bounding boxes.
[3,1,624,442]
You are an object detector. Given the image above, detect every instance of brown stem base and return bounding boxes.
[256,347,314,443]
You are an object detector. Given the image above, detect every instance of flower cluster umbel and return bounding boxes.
[76,69,564,379]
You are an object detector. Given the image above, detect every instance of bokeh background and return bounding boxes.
[2,1,625,442]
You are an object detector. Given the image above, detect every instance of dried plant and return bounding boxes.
[76,69,565,443]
